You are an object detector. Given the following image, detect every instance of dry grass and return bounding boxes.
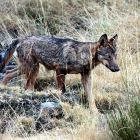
[0,0,140,139]
[1,106,108,140]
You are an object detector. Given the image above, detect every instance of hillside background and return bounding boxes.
[0,0,140,140]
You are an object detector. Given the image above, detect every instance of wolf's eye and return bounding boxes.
[105,54,109,57]
[105,54,111,59]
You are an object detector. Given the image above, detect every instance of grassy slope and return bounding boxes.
[0,0,140,139]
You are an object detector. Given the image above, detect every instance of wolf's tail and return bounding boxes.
[0,40,19,72]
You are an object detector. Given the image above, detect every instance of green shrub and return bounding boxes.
[107,98,140,140]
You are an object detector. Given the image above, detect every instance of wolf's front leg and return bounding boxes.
[56,71,66,93]
[81,71,99,113]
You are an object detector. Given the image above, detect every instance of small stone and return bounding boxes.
[41,102,59,108]
[18,98,23,102]
[39,102,63,117]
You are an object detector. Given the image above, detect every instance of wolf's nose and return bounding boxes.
[115,68,120,72]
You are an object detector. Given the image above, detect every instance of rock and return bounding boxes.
[36,102,63,131]
[39,102,63,118]
[18,98,23,102]
[41,102,58,108]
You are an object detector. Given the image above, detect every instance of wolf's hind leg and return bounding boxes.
[25,63,39,91]
[1,68,23,85]
[5,68,18,75]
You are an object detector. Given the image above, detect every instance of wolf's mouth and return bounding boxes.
[105,64,120,72]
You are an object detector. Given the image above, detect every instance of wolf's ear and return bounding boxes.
[113,34,118,43]
[98,34,108,48]
[109,34,118,44]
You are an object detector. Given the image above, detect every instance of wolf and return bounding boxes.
[0,34,119,112]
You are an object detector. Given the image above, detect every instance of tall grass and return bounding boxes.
[107,97,140,140]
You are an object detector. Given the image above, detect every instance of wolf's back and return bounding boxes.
[0,40,19,72]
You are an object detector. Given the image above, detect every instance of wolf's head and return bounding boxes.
[97,34,120,72]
